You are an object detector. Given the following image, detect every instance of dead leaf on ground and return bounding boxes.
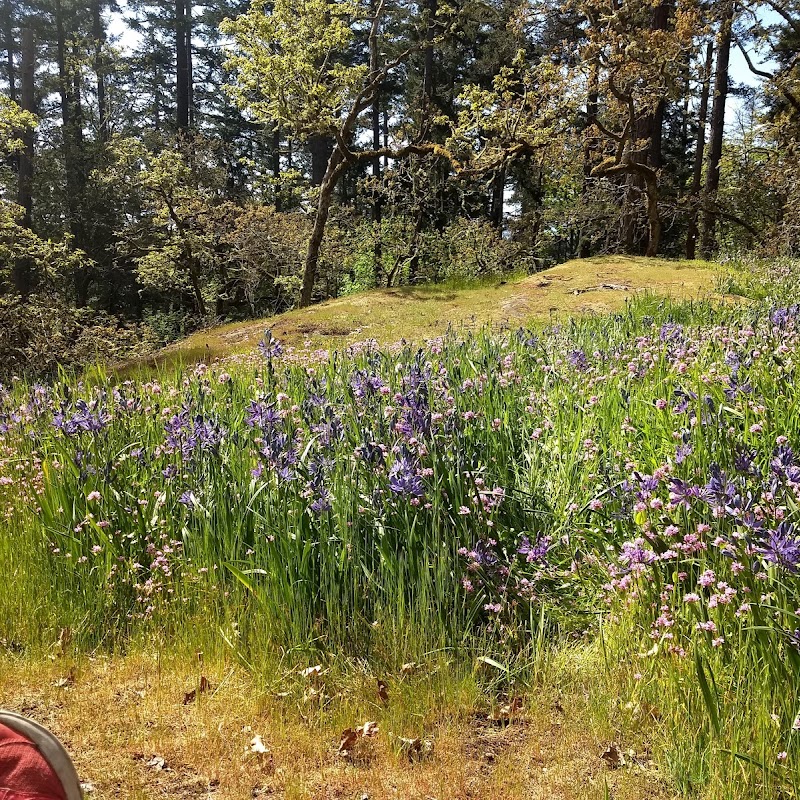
[338,728,360,755]
[183,675,212,704]
[302,686,327,704]
[400,662,419,676]
[601,742,626,769]
[377,679,389,704]
[488,697,523,723]
[54,667,77,688]
[394,735,434,762]
[250,733,274,771]
[145,755,171,772]
[338,721,380,756]
[301,664,323,679]
[360,721,379,738]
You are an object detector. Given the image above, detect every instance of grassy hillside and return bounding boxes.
[8,254,798,800]
[134,256,719,369]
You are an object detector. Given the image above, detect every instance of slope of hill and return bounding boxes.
[138,256,719,369]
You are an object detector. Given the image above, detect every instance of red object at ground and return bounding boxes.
[0,723,67,800]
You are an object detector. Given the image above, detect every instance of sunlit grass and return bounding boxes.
[3,255,800,799]
[115,255,721,375]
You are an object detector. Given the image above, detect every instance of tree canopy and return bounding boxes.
[0,0,798,372]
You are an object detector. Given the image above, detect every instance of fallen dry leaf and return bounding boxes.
[359,721,379,737]
[338,728,360,755]
[338,722,379,756]
[145,755,170,772]
[394,736,434,762]
[54,667,76,688]
[183,675,212,704]
[250,735,270,755]
[601,742,626,769]
[377,679,389,704]
[301,665,323,679]
[488,696,523,723]
[400,662,419,676]
[302,686,325,704]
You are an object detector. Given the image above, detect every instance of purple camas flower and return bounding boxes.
[734,447,759,476]
[309,489,333,514]
[770,305,799,328]
[351,369,384,400]
[757,522,800,572]
[770,444,800,482]
[311,407,344,448]
[705,464,736,503]
[164,409,224,458]
[725,371,753,399]
[53,399,111,436]
[466,540,498,567]
[660,322,683,343]
[517,534,551,564]
[258,330,283,360]
[668,478,701,509]
[356,436,385,467]
[568,349,589,371]
[388,455,424,497]
[179,491,199,509]
[246,400,281,429]
[674,443,693,465]
[619,538,658,572]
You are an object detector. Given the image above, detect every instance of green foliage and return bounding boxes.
[0,293,158,379]
[0,95,36,155]
[216,204,311,314]
[419,218,527,281]
[221,0,367,136]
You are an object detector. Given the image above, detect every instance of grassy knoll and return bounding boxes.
[128,256,720,371]
[3,256,800,799]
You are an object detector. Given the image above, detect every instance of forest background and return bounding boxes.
[0,0,798,375]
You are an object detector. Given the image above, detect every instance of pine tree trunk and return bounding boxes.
[4,0,15,103]
[489,167,505,230]
[422,0,436,108]
[686,41,713,259]
[272,124,282,211]
[11,27,34,295]
[186,7,193,127]
[647,2,670,170]
[17,27,33,230]
[92,0,108,142]
[369,0,382,283]
[309,135,333,186]
[620,1,670,254]
[701,1,734,259]
[372,93,383,283]
[176,0,190,130]
[645,173,662,257]
[56,0,89,304]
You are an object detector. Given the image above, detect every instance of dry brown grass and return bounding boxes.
[0,651,673,799]
[122,256,719,373]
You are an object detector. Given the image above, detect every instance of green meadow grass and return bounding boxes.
[2,256,800,798]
